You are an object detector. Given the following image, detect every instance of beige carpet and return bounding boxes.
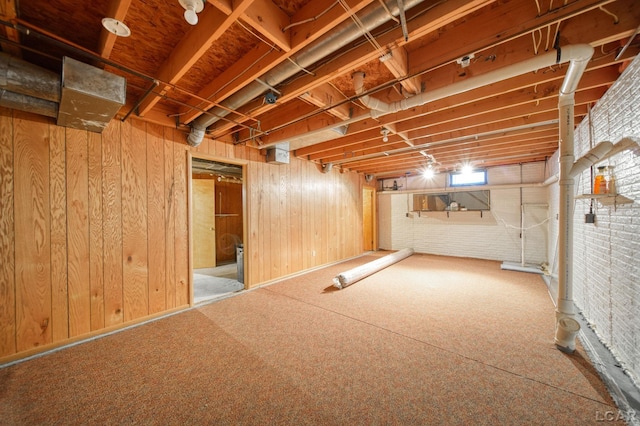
[0,253,625,425]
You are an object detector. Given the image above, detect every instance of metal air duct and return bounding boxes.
[186,0,426,147]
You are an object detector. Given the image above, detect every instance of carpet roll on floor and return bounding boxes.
[332,248,414,289]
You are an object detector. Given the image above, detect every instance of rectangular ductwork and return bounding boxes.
[57,57,126,133]
[266,143,290,164]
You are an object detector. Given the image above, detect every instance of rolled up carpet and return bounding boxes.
[332,248,414,289]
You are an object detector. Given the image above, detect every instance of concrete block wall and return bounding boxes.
[378,162,549,263]
[547,56,640,385]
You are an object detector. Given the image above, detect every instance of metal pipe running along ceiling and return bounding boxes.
[186,0,426,146]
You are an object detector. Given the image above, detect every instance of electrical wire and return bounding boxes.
[282,1,340,32]
[337,0,387,59]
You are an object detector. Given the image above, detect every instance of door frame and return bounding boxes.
[188,152,249,306]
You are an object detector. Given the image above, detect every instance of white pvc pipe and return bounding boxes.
[554,45,593,353]
[569,141,614,178]
[355,45,595,119]
[333,248,414,289]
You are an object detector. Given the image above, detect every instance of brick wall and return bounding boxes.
[547,56,640,385]
[378,162,549,263]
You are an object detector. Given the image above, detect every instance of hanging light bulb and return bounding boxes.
[381,128,389,142]
[179,0,204,25]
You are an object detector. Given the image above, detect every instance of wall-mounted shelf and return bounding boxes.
[576,194,633,207]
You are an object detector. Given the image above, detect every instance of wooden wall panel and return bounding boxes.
[13,111,51,352]
[173,141,189,306]
[88,132,104,331]
[163,129,176,309]
[247,162,260,285]
[50,124,69,342]
[1,112,364,362]
[215,181,243,264]
[290,157,302,271]
[122,121,149,321]
[147,124,166,314]
[269,165,280,279]
[66,128,91,337]
[0,108,16,356]
[102,121,124,326]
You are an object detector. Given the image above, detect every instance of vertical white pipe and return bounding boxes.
[557,93,576,317]
[521,204,525,267]
[554,46,593,353]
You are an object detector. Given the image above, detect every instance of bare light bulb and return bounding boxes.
[184,6,198,25]
[423,168,434,179]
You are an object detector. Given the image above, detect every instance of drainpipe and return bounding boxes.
[554,45,593,353]
[186,0,426,147]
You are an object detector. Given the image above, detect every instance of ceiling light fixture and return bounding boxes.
[179,0,204,25]
[101,18,131,37]
[381,128,389,142]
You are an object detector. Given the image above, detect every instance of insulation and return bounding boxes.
[333,248,414,289]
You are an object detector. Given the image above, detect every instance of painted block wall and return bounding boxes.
[546,56,640,385]
[378,162,549,263]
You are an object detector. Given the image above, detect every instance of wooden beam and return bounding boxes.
[137,0,255,116]
[0,0,20,57]
[207,0,496,137]
[299,84,352,121]
[98,0,133,59]
[178,0,375,125]
[242,0,291,52]
[381,46,421,95]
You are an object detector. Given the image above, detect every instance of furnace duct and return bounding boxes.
[333,248,414,289]
[186,0,426,147]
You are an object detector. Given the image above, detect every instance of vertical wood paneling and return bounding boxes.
[283,162,292,274]
[290,158,302,269]
[302,161,313,270]
[102,120,123,326]
[247,162,260,285]
[2,112,365,362]
[122,121,149,321]
[0,108,16,356]
[270,165,280,278]
[173,142,189,306]
[88,132,104,331]
[49,124,68,342]
[66,128,91,337]
[163,129,176,309]
[13,111,51,351]
[147,124,166,314]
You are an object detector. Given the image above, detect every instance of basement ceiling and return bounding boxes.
[1,0,638,178]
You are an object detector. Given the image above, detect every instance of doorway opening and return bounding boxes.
[191,156,245,304]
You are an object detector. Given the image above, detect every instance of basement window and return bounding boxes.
[449,170,487,187]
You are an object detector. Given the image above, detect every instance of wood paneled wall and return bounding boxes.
[214,181,243,264]
[0,108,364,362]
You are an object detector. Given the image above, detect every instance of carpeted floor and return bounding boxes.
[0,253,627,425]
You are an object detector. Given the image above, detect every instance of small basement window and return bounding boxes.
[450,169,487,187]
